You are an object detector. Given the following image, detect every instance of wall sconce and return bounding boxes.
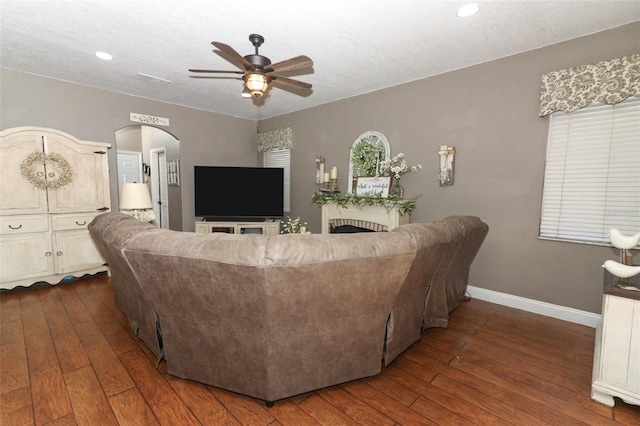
[438,145,455,186]
[315,156,325,183]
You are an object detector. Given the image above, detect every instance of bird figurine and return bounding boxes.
[608,228,640,249]
[602,260,640,279]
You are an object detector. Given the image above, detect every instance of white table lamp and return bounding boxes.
[120,183,154,221]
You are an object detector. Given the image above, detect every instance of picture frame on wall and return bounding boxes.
[355,176,391,197]
[168,159,180,186]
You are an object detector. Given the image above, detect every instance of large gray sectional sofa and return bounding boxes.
[88,212,488,406]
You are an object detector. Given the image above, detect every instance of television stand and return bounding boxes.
[195,219,280,238]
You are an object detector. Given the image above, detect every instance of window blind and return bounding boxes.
[263,148,291,213]
[539,98,640,246]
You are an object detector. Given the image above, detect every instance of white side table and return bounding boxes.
[591,271,640,407]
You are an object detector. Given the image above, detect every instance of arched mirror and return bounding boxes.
[347,131,390,194]
[115,125,182,230]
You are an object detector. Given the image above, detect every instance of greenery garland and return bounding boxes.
[311,192,419,216]
[20,151,74,190]
[350,138,385,176]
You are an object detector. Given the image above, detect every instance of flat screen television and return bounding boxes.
[194,166,284,221]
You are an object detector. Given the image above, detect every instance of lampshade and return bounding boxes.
[120,183,153,209]
[244,73,270,97]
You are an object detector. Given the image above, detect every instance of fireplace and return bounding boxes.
[321,203,410,234]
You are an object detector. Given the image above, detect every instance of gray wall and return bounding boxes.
[259,22,640,314]
[0,70,258,232]
[1,22,638,313]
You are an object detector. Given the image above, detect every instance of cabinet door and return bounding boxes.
[0,130,48,215]
[0,232,54,283]
[52,229,106,274]
[47,136,111,213]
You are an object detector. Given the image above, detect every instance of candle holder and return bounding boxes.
[320,178,340,193]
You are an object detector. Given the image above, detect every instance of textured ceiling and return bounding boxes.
[2,1,639,120]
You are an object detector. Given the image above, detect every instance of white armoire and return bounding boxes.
[0,127,111,290]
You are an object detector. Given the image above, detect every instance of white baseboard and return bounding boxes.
[467,285,601,328]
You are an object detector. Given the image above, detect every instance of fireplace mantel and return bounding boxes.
[321,203,410,234]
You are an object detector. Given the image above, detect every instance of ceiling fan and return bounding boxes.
[189,34,313,98]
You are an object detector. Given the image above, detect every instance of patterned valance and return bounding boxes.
[539,53,640,117]
[257,127,293,152]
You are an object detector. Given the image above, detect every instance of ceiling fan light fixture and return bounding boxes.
[244,73,270,97]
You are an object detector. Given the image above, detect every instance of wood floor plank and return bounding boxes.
[165,375,241,425]
[383,365,509,425]
[614,400,640,425]
[340,380,437,425]
[0,385,34,426]
[86,279,131,329]
[431,373,552,425]
[108,387,159,426]
[0,320,29,394]
[206,385,276,426]
[73,321,135,397]
[63,365,118,426]
[0,291,22,323]
[44,309,90,373]
[449,355,616,424]
[462,337,591,395]
[55,282,93,325]
[297,393,361,425]
[19,291,49,337]
[477,323,594,370]
[38,285,65,314]
[262,398,321,425]
[409,395,476,426]
[119,347,201,425]
[44,413,77,425]
[96,319,138,356]
[25,332,72,425]
[317,385,395,426]
[362,374,419,407]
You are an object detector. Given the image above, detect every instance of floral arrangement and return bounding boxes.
[122,208,156,222]
[350,138,385,176]
[379,153,422,179]
[281,216,308,234]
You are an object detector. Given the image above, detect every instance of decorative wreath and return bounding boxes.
[351,138,385,176]
[20,151,74,190]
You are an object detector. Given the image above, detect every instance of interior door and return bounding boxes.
[150,148,169,229]
[116,150,143,189]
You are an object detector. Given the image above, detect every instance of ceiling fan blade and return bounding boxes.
[271,75,312,90]
[189,76,243,80]
[212,41,255,71]
[268,55,313,73]
[189,69,245,74]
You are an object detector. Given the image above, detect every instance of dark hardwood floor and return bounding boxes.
[1,274,639,425]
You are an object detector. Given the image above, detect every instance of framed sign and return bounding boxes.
[356,176,391,197]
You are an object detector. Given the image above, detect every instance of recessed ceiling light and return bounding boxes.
[457,3,479,18]
[94,51,113,61]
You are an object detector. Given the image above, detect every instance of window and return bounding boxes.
[539,98,640,245]
[263,148,291,212]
